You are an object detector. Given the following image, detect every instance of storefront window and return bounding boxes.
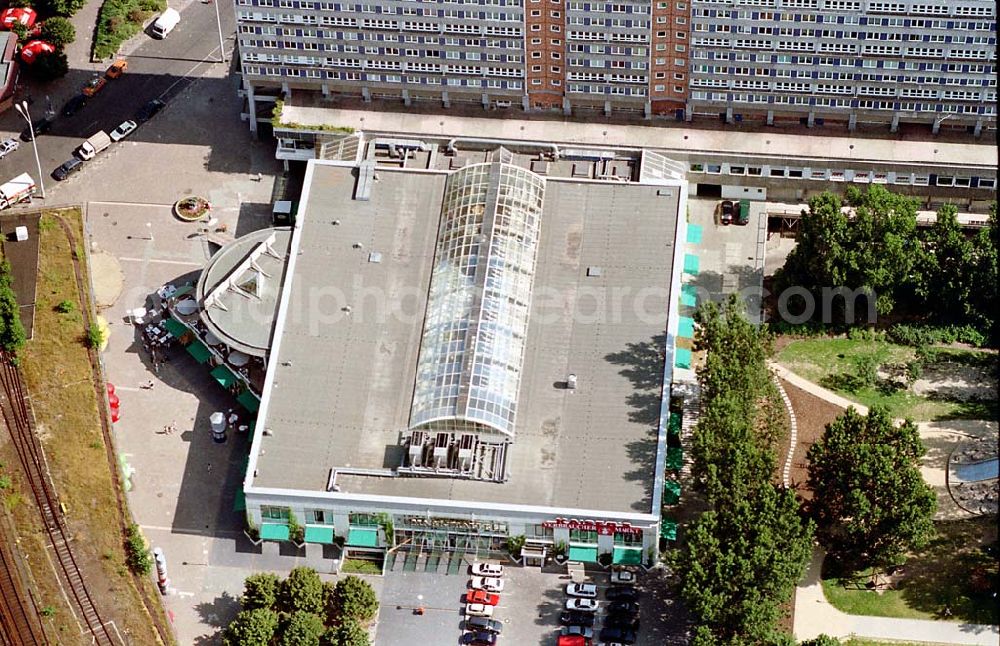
[308,510,332,525]
[614,531,643,547]
[569,529,598,544]
[261,505,289,521]
[526,524,554,540]
[349,513,380,527]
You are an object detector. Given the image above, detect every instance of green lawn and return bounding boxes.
[777,337,997,421]
[821,517,999,625]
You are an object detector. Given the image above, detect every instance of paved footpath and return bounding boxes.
[795,548,1000,646]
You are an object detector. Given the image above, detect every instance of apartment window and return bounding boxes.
[531,52,542,58]
[654,84,666,91]
[673,84,684,92]
[551,52,561,59]
[675,44,686,52]
[674,72,685,80]
[656,72,666,79]
[531,64,542,71]
[531,78,542,85]
[550,66,561,73]
[530,9,541,15]
[261,506,289,521]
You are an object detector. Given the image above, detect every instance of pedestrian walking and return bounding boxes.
[140,380,155,389]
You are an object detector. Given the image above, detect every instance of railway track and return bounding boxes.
[0,526,46,646]
[0,351,118,646]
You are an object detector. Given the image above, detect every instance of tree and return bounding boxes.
[324,619,370,646]
[279,567,325,615]
[800,636,841,646]
[0,262,26,352]
[41,0,87,17]
[279,611,325,646]
[39,17,76,48]
[807,406,936,574]
[241,572,280,611]
[918,204,977,326]
[223,608,279,646]
[331,576,379,624]
[28,51,70,82]
[968,204,998,343]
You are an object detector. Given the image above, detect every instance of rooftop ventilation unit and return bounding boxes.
[434,432,450,468]
[408,431,426,467]
[457,434,476,470]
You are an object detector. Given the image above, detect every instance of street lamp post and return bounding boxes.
[213,0,227,64]
[13,101,46,200]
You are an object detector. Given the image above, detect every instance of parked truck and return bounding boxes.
[0,173,37,210]
[78,130,111,161]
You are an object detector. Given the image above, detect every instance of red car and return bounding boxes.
[465,589,500,606]
[19,40,55,64]
[1,7,37,30]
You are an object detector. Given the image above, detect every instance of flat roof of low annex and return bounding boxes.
[250,159,681,515]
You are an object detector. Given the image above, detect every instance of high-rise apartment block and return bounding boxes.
[236,0,996,134]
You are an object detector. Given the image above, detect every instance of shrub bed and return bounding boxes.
[93,0,165,61]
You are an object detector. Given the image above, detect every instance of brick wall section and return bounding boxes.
[525,0,567,108]
[650,0,690,114]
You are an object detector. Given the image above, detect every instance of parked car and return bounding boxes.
[599,626,637,645]
[82,77,107,97]
[52,158,83,181]
[20,118,52,142]
[466,589,500,606]
[605,586,639,602]
[465,616,502,634]
[565,583,598,598]
[736,199,751,225]
[470,562,505,577]
[110,120,137,142]
[0,138,20,160]
[106,59,128,79]
[720,199,735,225]
[564,598,598,612]
[471,576,504,593]
[461,630,498,645]
[610,567,636,585]
[607,600,640,616]
[605,612,640,630]
[558,610,595,627]
[464,603,494,618]
[61,95,87,117]
[560,625,594,639]
[136,99,165,122]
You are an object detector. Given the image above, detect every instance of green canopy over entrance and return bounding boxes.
[162,318,188,338]
[347,527,379,548]
[210,364,239,389]
[567,545,598,562]
[612,546,643,565]
[674,348,692,370]
[660,520,677,541]
[237,389,260,413]
[304,525,335,544]
[666,446,684,470]
[260,523,289,541]
[663,479,681,505]
[185,339,211,364]
[668,411,681,435]
[232,489,246,512]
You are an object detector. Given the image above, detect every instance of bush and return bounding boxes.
[279,611,324,646]
[55,300,75,314]
[279,567,325,615]
[324,619,370,646]
[887,324,987,348]
[853,353,880,389]
[224,608,279,646]
[124,524,151,575]
[93,0,166,60]
[0,262,26,352]
[43,0,88,16]
[800,637,840,646]
[241,572,280,611]
[331,576,378,624]
[10,22,29,40]
[506,534,525,558]
[85,323,105,349]
[28,51,70,82]
[40,16,76,47]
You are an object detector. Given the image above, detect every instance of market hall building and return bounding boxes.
[218,136,690,567]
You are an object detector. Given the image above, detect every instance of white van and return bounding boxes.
[151,8,180,38]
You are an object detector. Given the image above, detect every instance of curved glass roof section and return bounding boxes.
[410,159,545,437]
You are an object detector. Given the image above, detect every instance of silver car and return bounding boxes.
[110,120,137,142]
[0,138,19,159]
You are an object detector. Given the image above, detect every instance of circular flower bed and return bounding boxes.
[173,196,211,221]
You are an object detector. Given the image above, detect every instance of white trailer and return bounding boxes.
[0,173,36,210]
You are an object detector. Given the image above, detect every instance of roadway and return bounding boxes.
[0,0,237,194]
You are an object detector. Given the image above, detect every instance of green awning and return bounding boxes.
[660,520,677,541]
[666,447,684,471]
[260,523,290,541]
[237,389,260,413]
[211,364,239,389]
[567,545,599,562]
[247,420,256,439]
[668,412,682,435]
[678,316,695,339]
[663,479,681,505]
[304,525,335,544]
[186,339,211,364]
[347,527,379,548]
[680,284,698,308]
[683,254,700,275]
[162,318,188,338]
[612,546,643,565]
[233,489,246,512]
[675,348,692,370]
[686,224,703,245]
[172,284,194,298]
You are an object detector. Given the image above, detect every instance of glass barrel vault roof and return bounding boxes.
[409,160,545,438]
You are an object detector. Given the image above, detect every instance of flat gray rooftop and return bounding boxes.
[253,163,678,515]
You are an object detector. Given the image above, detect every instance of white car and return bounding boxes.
[109,120,137,142]
[471,576,505,593]
[0,138,19,159]
[565,583,598,598]
[465,603,494,618]
[610,568,636,585]
[565,598,599,612]
[471,562,504,577]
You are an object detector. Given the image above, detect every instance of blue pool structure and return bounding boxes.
[953,457,999,483]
